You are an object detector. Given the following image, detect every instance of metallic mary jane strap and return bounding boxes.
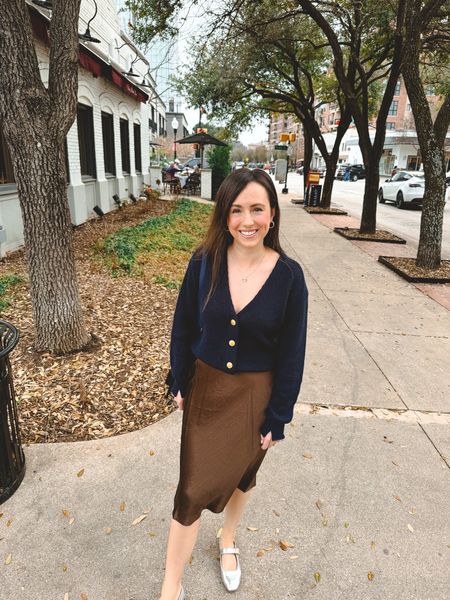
[220,546,240,556]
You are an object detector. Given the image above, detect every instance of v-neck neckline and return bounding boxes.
[225,250,281,316]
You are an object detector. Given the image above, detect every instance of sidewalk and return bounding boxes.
[1,195,450,600]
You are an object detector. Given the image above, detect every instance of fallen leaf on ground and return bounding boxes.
[246,526,258,531]
[256,549,266,557]
[393,495,402,502]
[370,541,376,550]
[273,510,280,517]
[408,508,416,515]
[132,514,147,526]
[149,450,155,456]
[62,564,68,572]
[77,468,85,478]
[344,522,349,528]
[314,572,321,583]
[6,519,12,527]
[5,553,12,565]
[315,499,323,510]
[62,510,70,518]
[279,540,295,551]
[216,527,223,538]
[346,534,355,544]
[105,527,112,535]
[64,593,69,600]
[407,523,414,533]
[302,452,313,459]
[81,594,88,600]
[290,555,299,560]
[368,571,375,581]
[119,502,126,512]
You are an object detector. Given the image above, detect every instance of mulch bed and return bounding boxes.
[378,256,450,283]
[0,197,181,444]
[334,227,407,244]
[304,206,348,215]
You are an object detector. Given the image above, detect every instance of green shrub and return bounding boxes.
[0,275,23,312]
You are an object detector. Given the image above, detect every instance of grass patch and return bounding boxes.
[0,274,24,312]
[97,199,213,288]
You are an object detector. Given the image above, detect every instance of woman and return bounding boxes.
[160,168,308,600]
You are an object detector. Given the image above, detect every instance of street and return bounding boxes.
[284,173,450,259]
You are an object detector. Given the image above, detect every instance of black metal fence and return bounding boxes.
[0,320,25,504]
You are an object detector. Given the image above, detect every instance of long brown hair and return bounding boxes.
[199,168,284,306]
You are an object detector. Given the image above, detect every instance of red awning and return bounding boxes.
[108,67,148,103]
[79,50,102,78]
[29,6,148,103]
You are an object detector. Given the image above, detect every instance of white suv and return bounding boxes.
[378,170,449,208]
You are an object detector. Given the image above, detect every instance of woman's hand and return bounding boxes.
[174,391,184,411]
[260,431,278,450]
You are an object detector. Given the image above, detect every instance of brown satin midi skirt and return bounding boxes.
[172,359,273,526]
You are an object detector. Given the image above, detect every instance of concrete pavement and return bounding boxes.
[1,194,449,600]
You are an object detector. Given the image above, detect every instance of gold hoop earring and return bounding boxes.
[269,221,275,229]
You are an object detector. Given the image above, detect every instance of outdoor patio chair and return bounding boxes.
[185,173,201,196]
[162,170,181,194]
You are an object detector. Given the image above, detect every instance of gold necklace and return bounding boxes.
[230,250,267,284]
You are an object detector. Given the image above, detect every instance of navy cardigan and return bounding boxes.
[169,250,308,440]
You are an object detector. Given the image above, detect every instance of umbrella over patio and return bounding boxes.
[175,132,228,167]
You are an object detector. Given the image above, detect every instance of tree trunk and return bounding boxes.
[320,152,339,209]
[359,159,380,233]
[303,127,312,197]
[416,166,446,267]
[0,0,89,353]
[401,0,449,269]
[11,133,90,353]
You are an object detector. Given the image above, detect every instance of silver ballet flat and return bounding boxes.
[178,586,185,600]
[219,542,241,592]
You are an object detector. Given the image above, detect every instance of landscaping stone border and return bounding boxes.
[378,256,450,283]
[335,227,407,244]
[304,207,348,215]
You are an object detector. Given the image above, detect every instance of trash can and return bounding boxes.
[0,320,25,504]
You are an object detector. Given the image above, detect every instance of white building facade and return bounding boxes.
[0,0,162,257]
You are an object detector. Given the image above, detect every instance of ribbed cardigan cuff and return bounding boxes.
[260,417,285,441]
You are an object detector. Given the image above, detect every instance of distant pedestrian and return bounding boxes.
[391,165,398,177]
[343,165,351,181]
[160,168,308,600]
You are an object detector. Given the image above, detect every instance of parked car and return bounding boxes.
[336,163,366,181]
[379,170,450,208]
[180,157,209,171]
[247,162,258,169]
[378,171,425,208]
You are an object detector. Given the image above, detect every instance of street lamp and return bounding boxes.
[171,117,179,161]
